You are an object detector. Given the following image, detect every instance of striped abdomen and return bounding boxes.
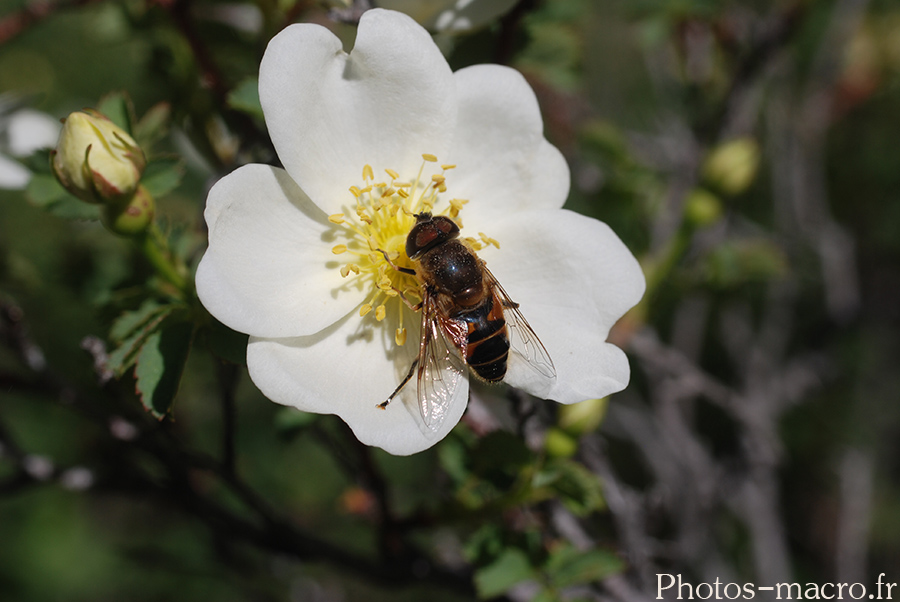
[456,291,509,382]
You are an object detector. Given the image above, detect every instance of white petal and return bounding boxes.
[447,64,570,224]
[432,0,519,33]
[259,9,456,212]
[478,209,645,402]
[7,109,60,156]
[196,164,363,338]
[247,310,469,456]
[0,154,31,189]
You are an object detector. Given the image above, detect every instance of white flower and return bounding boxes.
[195,9,645,456]
[0,106,60,190]
[374,0,518,34]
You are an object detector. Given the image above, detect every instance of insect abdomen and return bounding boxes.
[459,292,509,382]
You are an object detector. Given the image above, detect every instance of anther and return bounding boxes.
[329,213,345,224]
[375,305,386,321]
[441,164,456,170]
[422,153,437,162]
[385,168,399,180]
[332,244,348,254]
[359,303,373,317]
[395,328,407,346]
[362,164,374,180]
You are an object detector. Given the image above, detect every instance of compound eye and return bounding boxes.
[415,228,439,251]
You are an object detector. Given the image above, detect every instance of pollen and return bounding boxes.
[326,154,498,347]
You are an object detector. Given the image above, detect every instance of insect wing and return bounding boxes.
[483,267,557,382]
[415,293,468,432]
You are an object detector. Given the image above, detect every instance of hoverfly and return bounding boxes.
[377,212,556,432]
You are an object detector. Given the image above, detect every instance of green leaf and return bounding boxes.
[106,304,175,377]
[135,318,194,418]
[109,299,167,343]
[545,546,624,588]
[141,158,185,199]
[474,548,535,599]
[534,459,605,516]
[227,78,263,119]
[96,91,134,134]
[26,173,100,220]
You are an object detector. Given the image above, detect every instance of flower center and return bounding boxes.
[327,154,498,347]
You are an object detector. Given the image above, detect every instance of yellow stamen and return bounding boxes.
[479,233,500,249]
[329,156,499,349]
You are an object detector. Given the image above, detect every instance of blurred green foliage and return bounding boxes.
[3,0,900,600]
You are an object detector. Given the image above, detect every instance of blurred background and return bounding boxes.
[1,0,899,600]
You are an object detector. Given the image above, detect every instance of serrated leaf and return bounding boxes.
[474,548,535,599]
[109,299,167,343]
[227,78,263,119]
[141,158,184,199]
[106,305,175,376]
[96,91,134,134]
[545,547,624,588]
[134,102,171,150]
[135,319,194,418]
[26,173,100,220]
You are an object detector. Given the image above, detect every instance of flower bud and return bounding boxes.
[684,188,722,228]
[702,137,760,196]
[557,397,608,436]
[52,110,146,204]
[544,427,579,458]
[101,185,155,236]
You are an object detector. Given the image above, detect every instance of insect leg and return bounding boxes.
[377,358,420,409]
[377,249,416,276]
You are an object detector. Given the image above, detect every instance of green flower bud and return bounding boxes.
[544,427,579,458]
[684,188,723,228]
[101,185,155,236]
[51,109,146,204]
[558,397,608,436]
[702,137,760,196]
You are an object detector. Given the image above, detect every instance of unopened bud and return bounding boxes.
[544,427,579,458]
[51,110,146,204]
[101,185,155,236]
[684,188,722,228]
[702,137,760,196]
[558,397,608,436]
